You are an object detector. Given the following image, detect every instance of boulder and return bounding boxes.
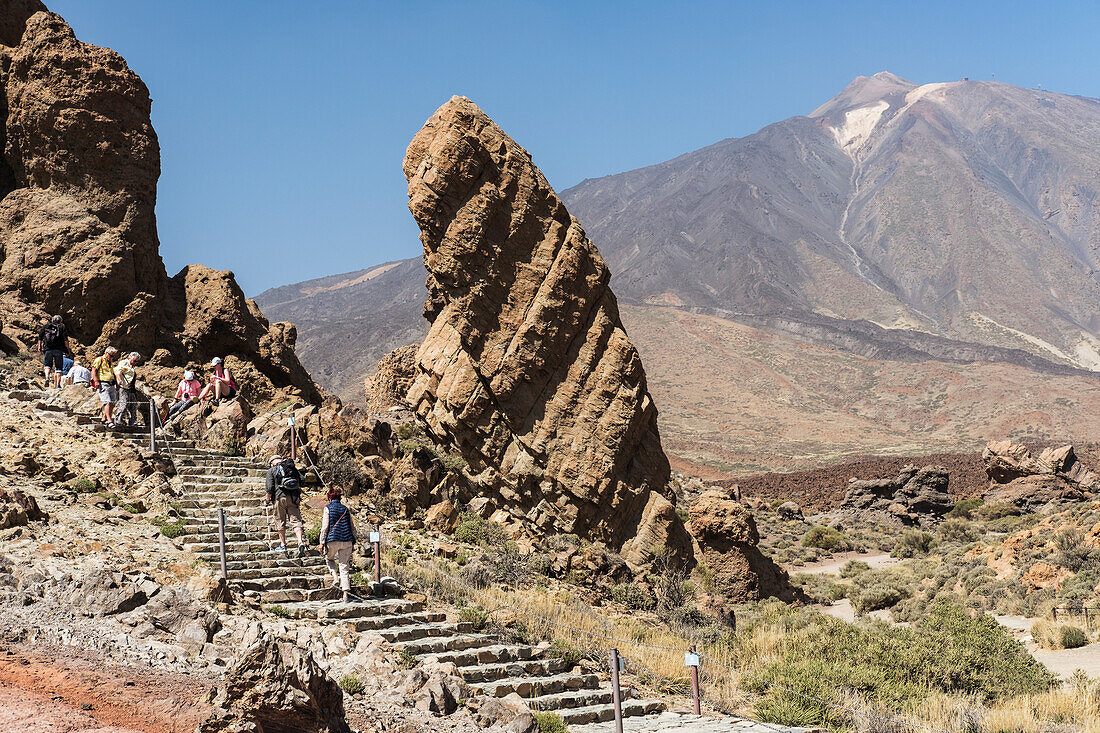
[400,663,470,715]
[831,465,952,526]
[776,501,803,519]
[688,490,802,603]
[61,566,150,616]
[424,499,459,533]
[0,486,46,529]
[983,441,1095,511]
[199,632,350,733]
[136,585,219,653]
[403,96,690,568]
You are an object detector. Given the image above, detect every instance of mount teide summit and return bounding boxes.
[259,74,1100,468]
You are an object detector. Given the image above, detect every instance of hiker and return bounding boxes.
[38,315,69,389]
[319,487,357,603]
[265,454,307,556]
[199,357,237,404]
[114,352,144,427]
[66,359,92,387]
[90,347,119,427]
[166,369,203,421]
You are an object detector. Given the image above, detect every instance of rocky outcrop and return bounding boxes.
[200,630,351,733]
[0,485,45,528]
[0,5,318,403]
[403,96,690,569]
[688,489,802,603]
[983,441,1095,512]
[833,465,952,526]
[363,343,418,415]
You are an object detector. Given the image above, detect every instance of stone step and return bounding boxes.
[182,506,266,520]
[224,557,328,571]
[459,657,571,683]
[186,538,297,554]
[377,622,474,643]
[194,547,319,561]
[528,687,627,712]
[280,598,426,620]
[180,474,266,485]
[177,466,265,477]
[393,634,496,655]
[430,644,535,667]
[233,574,328,592]
[472,672,600,699]
[226,565,331,580]
[346,611,447,633]
[558,699,665,726]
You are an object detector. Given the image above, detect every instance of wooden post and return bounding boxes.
[218,508,228,581]
[688,645,701,715]
[288,416,297,461]
[148,400,156,453]
[609,648,624,733]
[373,527,382,584]
[1052,607,1058,622]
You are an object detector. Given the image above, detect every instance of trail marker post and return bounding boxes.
[217,508,228,581]
[371,529,382,584]
[609,648,624,733]
[148,400,156,453]
[288,416,297,461]
[687,646,701,714]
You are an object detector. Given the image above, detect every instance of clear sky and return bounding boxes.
[48,1,1100,296]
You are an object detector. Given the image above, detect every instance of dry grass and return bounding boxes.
[402,557,1100,732]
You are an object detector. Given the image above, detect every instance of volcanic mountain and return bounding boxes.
[257,73,1100,471]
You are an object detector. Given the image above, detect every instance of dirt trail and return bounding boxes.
[0,644,211,733]
[792,551,896,576]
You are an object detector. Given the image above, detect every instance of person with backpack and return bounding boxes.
[265,454,307,556]
[90,347,120,427]
[38,315,69,389]
[318,487,357,603]
[114,352,144,428]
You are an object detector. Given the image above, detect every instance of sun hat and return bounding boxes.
[183,370,195,380]
[211,357,223,366]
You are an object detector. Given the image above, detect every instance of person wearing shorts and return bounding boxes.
[265,455,306,555]
[91,347,119,427]
[39,315,69,388]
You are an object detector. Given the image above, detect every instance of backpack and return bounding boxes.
[42,322,64,350]
[274,459,302,502]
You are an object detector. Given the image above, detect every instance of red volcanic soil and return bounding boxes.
[0,643,212,733]
[730,452,989,512]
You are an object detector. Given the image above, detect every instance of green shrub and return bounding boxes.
[853,582,909,614]
[396,422,419,440]
[801,526,846,551]
[937,517,978,544]
[528,554,552,576]
[454,513,508,547]
[891,530,933,558]
[305,520,321,545]
[1055,528,1099,571]
[1061,625,1089,649]
[839,560,870,578]
[156,518,187,539]
[266,604,289,618]
[610,582,656,611]
[976,501,1019,521]
[439,453,467,472]
[339,674,364,695]
[948,497,984,519]
[386,547,408,566]
[397,650,419,669]
[223,435,242,457]
[548,639,584,667]
[533,711,568,733]
[66,476,96,493]
[459,605,489,631]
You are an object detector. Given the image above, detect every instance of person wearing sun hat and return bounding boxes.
[200,356,237,404]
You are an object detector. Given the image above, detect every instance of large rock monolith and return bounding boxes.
[403,96,691,569]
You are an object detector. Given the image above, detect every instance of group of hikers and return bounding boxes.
[38,315,238,429]
[266,454,358,604]
[40,315,359,603]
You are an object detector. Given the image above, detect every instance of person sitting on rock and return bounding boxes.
[265,454,306,557]
[38,315,69,389]
[319,487,357,603]
[90,347,120,427]
[199,357,236,404]
[66,359,92,387]
[166,370,203,422]
[114,352,144,428]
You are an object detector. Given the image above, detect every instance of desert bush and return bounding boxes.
[1061,625,1089,649]
[853,582,909,614]
[65,476,97,493]
[976,502,1019,521]
[527,553,552,577]
[802,526,846,551]
[937,518,978,544]
[611,582,656,611]
[454,513,508,547]
[839,560,870,578]
[460,550,528,587]
[791,573,847,604]
[395,421,420,440]
[533,711,567,733]
[459,605,489,631]
[339,674,364,695]
[438,453,467,472]
[222,435,242,457]
[948,497,984,519]
[1054,528,1099,571]
[891,530,933,558]
[650,551,698,623]
[386,547,408,566]
[266,604,289,618]
[316,442,373,497]
[1031,619,1090,650]
[305,520,322,545]
[152,517,186,539]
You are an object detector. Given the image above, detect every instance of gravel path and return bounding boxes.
[570,711,813,733]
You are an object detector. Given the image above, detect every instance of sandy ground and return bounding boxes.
[792,551,896,576]
[0,644,211,733]
[994,615,1100,679]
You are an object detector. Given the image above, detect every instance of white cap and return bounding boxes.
[183,370,195,380]
[270,454,282,464]
[211,357,223,366]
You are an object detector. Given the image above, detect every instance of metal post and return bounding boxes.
[289,416,297,461]
[373,527,382,584]
[218,508,228,581]
[149,400,156,453]
[609,648,624,733]
[689,645,701,715]
[1053,607,1058,622]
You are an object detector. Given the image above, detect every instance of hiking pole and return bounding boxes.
[609,648,624,733]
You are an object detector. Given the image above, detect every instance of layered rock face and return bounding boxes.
[983,441,1096,511]
[403,96,690,568]
[833,465,952,526]
[0,4,318,402]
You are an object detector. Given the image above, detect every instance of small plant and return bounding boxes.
[839,560,870,578]
[266,604,289,618]
[459,605,490,631]
[66,476,96,493]
[891,530,934,558]
[223,435,243,457]
[976,501,1019,521]
[438,453,467,472]
[339,674,364,695]
[305,520,322,545]
[1061,625,1089,649]
[396,422,419,440]
[948,497,984,519]
[610,582,656,611]
[937,518,978,544]
[120,503,142,514]
[801,526,846,551]
[533,711,568,733]
[454,513,508,547]
[397,650,419,669]
[386,547,408,566]
[548,639,584,667]
[156,518,187,539]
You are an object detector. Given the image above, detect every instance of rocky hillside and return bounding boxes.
[0,3,317,402]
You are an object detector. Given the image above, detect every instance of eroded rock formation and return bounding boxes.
[689,489,802,603]
[403,96,691,569]
[0,4,318,402]
[363,343,418,415]
[983,441,1096,511]
[832,465,952,526]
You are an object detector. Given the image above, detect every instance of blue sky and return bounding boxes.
[49,1,1100,295]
